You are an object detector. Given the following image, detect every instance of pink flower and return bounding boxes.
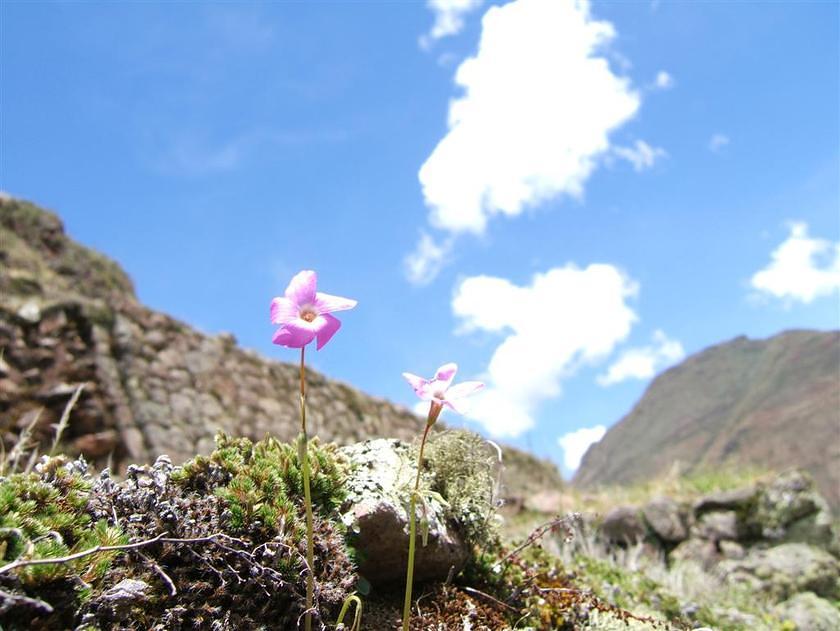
[270,270,357,350]
[402,363,484,415]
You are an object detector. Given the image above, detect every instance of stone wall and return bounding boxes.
[0,299,429,472]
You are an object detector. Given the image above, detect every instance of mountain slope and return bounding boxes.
[574,330,840,508]
[0,196,562,501]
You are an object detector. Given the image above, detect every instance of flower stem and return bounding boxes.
[402,403,439,631]
[299,346,315,631]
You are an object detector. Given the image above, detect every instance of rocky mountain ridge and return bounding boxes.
[574,328,840,509]
[0,196,562,500]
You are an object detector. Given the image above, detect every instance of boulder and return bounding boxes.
[600,506,647,545]
[670,538,721,569]
[719,543,840,601]
[692,510,742,542]
[694,485,758,514]
[773,591,840,631]
[750,471,837,547]
[642,497,689,544]
[340,439,468,584]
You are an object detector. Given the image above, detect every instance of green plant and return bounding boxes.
[425,429,501,549]
[0,457,127,587]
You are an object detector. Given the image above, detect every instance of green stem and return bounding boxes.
[402,403,439,631]
[299,347,315,631]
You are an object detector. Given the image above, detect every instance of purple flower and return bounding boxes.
[402,363,484,415]
[270,270,357,350]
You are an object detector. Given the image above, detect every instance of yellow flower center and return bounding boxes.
[300,308,317,323]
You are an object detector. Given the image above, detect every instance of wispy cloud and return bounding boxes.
[558,425,606,471]
[597,330,685,386]
[708,133,730,153]
[653,70,673,90]
[751,222,840,304]
[404,233,455,286]
[612,140,667,172]
[420,0,484,49]
[151,128,348,177]
[452,263,638,437]
[408,0,650,284]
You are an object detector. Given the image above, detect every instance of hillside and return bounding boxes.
[574,329,840,508]
[0,196,562,501]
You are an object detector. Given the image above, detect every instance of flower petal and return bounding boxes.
[285,270,317,306]
[314,292,357,314]
[314,313,341,350]
[270,297,299,324]
[417,382,441,401]
[272,321,317,348]
[402,372,429,395]
[445,381,485,401]
[441,399,462,414]
[434,363,458,390]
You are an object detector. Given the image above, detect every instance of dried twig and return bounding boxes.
[461,585,517,612]
[138,551,177,596]
[497,513,581,574]
[0,532,243,576]
[49,383,85,456]
[7,408,42,474]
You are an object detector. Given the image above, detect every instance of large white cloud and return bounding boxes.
[452,264,638,437]
[418,0,641,237]
[751,222,840,303]
[558,424,606,471]
[597,329,685,386]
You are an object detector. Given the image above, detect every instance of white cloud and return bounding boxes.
[751,222,840,304]
[612,140,667,172]
[418,0,642,237]
[708,133,730,152]
[597,329,685,386]
[558,424,606,471]
[404,233,454,286]
[654,70,673,90]
[421,0,484,48]
[452,263,638,437]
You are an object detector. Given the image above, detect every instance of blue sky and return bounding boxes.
[3,0,838,476]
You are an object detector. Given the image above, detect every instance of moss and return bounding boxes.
[0,454,127,627]
[424,430,501,548]
[172,432,348,535]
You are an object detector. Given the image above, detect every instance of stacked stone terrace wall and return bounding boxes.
[1,299,425,472]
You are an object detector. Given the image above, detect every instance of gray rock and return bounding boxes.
[719,540,746,560]
[17,300,41,323]
[720,543,840,601]
[784,510,839,551]
[145,329,167,350]
[643,497,688,543]
[773,591,840,631]
[694,485,758,514]
[97,578,150,618]
[600,506,647,545]
[340,439,468,584]
[693,510,741,542]
[741,470,827,542]
[670,538,721,569]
